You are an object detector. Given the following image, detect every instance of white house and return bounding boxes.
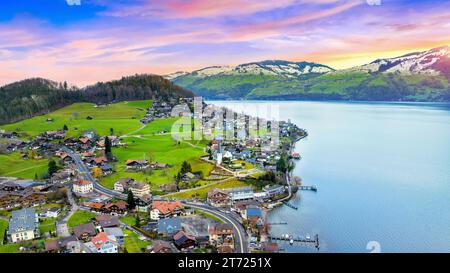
[40,207,61,218]
[8,208,40,243]
[85,232,118,253]
[73,180,93,195]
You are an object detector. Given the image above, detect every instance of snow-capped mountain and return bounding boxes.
[170,60,335,80]
[164,71,190,80]
[350,46,450,76]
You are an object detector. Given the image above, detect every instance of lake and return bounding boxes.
[208,100,450,253]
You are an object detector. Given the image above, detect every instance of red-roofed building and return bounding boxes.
[150,201,183,220]
[88,232,118,253]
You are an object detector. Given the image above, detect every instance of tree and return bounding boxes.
[63,124,68,131]
[127,191,136,210]
[104,136,112,155]
[48,160,58,176]
[276,157,287,173]
[135,214,141,227]
[92,166,103,178]
[180,161,192,174]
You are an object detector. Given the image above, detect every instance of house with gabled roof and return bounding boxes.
[173,230,196,250]
[150,201,183,220]
[7,208,40,243]
[85,232,118,253]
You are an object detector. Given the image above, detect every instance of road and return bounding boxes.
[62,146,249,253]
[61,147,127,199]
[184,202,248,253]
[57,187,78,237]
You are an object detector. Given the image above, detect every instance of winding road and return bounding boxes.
[61,146,249,253]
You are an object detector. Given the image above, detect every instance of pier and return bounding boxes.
[268,222,288,225]
[299,185,317,192]
[269,234,320,250]
[283,202,298,210]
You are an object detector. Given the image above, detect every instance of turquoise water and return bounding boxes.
[209,101,450,253]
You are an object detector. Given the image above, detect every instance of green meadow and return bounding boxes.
[0,100,152,138]
[67,210,96,228]
[0,219,7,244]
[0,153,49,179]
[101,133,213,190]
[166,178,251,199]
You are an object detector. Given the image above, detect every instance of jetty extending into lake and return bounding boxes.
[269,234,320,250]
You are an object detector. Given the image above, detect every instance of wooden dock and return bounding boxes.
[269,234,320,250]
[299,185,317,192]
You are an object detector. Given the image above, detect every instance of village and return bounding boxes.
[0,98,308,253]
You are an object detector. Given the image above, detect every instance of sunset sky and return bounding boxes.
[1,0,450,86]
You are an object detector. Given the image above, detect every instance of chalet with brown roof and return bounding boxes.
[217,245,234,253]
[125,160,149,170]
[173,230,196,250]
[103,200,128,215]
[150,240,174,253]
[79,137,92,145]
[73,222,97,241]
[208,223,234,249]
[44,235,78,253]
[207,188,231,207]
[93,156,108,165]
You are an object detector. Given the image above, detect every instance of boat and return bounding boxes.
[289,239,294,245]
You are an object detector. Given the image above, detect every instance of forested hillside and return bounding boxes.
[0,74,194,125]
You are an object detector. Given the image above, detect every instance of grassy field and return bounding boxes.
[67,210,96,228]
[0,100,151,138]
[0,153,49,179]
[0,219,7,245]
[123,229,151,253]
[100,118,213,190]
[0,100,152,179]
[0,243,20,253]
[166,178,252,199]
[39,218,57,234]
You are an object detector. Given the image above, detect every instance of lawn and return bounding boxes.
[0,219,8,245]
[123,229,151,253]
[0,243,20,253]
[39,218,57,234]
[0,153,49,179]
[120,215,137,226]
[67,210,96,228]
[0,100,152,138]
[166,178,252,199]
[100,119,212,191]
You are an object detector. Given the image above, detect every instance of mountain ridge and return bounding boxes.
[168,46,450,101]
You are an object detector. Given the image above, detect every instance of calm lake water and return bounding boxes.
[208,100,450,253]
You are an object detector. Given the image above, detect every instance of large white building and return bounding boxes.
[7,208,40,243]
[73,180,93,195]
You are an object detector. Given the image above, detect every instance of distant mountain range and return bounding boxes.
[167,46,450,101]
